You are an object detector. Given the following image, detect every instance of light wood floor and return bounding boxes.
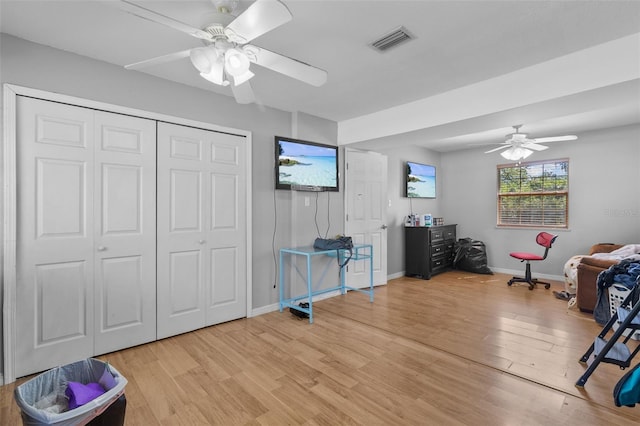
[2,271,640,425]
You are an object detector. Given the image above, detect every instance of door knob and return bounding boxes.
[97,246,107,251]
[381,224,388,230]
[198,240,206,244]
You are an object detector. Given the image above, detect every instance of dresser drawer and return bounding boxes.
[444,228,456,241]
[431,243,445,256]
[431,256,446,269]
[431,229,444,242]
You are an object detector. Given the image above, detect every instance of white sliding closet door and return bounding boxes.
[15,97,156,377]
[93,111,157,355]
[157,122,247,339]
[16,97,95,377]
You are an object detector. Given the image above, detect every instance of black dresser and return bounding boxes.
[405,224,457,279]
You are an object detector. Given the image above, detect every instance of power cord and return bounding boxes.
[272,170,278,289]
[325,191,331,238]
[314,191,321,237]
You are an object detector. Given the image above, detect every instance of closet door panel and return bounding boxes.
[205,133,247,326]
[99,256,143,328]
[16,97,95,378]
[158,122,246,337]
[37,158,86,238]
[102,164,142,234]
[171,169,202,232]
[37,261,88,343]
[210,247,237,305]
[157,124,206,338]
[169,250,202,314]
[93,111,157,355]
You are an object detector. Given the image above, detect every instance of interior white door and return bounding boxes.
[93,111,157,355]
[157,122,247,339]
[15,97,157,377]
[16,97,96,377]
[344,149,388,288]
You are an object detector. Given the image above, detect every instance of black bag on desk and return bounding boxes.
[314,236,353,267]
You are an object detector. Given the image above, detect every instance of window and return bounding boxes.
[497,159,568,228]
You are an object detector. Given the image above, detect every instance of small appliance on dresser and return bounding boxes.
[405,224,457,279]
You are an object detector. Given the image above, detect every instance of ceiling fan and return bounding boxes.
[484,125,578,161]
[118,0,327,104]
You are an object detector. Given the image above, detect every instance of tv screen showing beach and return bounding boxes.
[276,138,339,191]
[406,161,436,198]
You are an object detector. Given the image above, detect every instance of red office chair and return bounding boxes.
[508,232,558,290]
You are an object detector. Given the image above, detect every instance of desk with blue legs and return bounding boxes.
[278,244,374,323]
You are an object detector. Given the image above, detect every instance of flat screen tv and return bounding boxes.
[405,161,436,198]
[275,136,339,192]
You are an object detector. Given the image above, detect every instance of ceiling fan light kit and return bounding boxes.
[120,0,327,104]
[500,146,533,161]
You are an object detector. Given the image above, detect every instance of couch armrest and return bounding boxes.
[576,256,619,313]
[578,256,619,270]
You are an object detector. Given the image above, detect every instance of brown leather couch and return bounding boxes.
[576,243,624,312]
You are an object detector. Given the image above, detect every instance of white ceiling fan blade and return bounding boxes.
[245,45,327,87]
[224,0,292,44]
[522,142,549,151]
[125,49,191,70]
[484,145,510,154]
[231,80,256,104]
[532,135,578,143]
[118,0,212,41]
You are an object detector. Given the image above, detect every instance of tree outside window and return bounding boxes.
[497,159,568,228]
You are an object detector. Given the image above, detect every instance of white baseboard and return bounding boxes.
[249,303,279,318]
[390,269,563,283]
[489,267,564,283]
[388,271,405,280]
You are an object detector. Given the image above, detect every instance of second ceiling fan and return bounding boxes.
[485,125,578,161]
[119,0,327,104]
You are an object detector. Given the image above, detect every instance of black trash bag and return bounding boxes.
[453,238,493,274]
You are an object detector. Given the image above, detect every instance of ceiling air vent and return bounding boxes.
[370,26,415,52]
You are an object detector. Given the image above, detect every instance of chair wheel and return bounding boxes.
[507,280,513,286]
[528,284,534,290]
[545,284,550,289]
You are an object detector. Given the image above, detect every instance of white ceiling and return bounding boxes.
[1,0,639,152]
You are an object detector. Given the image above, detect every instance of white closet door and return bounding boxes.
[15,97,157,377]
[93,111,157,355]
[157,122,247,339]
[16,97,96,377]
